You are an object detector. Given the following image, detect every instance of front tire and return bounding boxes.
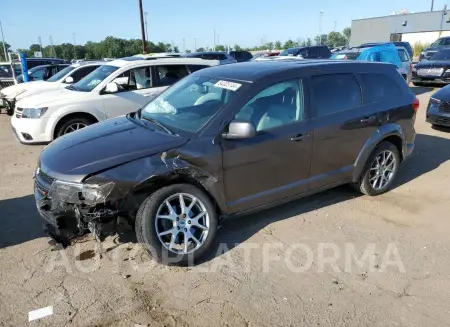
[55,116,94,138]
[136,184,218,266]
[355,141,401,196]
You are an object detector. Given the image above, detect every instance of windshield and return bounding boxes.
[279,48,298,56]
[141,75,241,133]
[47,65,75,82]
[431,38,450,47]
[70,65,119,92]
[430,49,450,60]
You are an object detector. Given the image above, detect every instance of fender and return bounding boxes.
[352,123,405,183]
[47,105,106,138]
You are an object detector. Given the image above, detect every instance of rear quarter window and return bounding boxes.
[397,49,410,62]
[358,73,402,104]
[311,73,362,117]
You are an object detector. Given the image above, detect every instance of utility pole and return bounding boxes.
[182,38,185,53]
[144,12,149,44]
[318,9,324,45]
[49,35,56,57]
[334,21,337,32]
[213,29,216,51]
[138,0,147,54]
[0,21,8,62]
[194,38,197,51]
[431,0,435,11]
[72,33,77,59]
[38,36,43,54]
[217,34,220,47]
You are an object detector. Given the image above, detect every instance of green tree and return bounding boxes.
[0,41,11,61]
[343,27,351,43]
[234,44,242,51]
[196,47,205,52]
[306,38,313,46]
[215,45,226,51]
[283,39,296,49]
[326,32,347,48]
[314,34,328,46]
[274,41,282,49]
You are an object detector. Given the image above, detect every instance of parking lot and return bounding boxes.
[1,86,450,327]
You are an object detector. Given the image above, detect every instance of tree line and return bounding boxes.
[0,28,351,61]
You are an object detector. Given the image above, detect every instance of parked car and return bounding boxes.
[11,57,219,143]
[361,42,413,59]
[331,45,412,83]
[11,57,69,76]
[229,50,253,62]
[278,46,331,59]
[34,59,418,265]
[183,51,237,64]
[412,48,450,85]
[1,61,102,116]
[426,86,450,127]
[251,51,281,61]
[419,37,450,61]
[15,64,69,83]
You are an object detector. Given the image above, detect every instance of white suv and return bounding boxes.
[11,57,219,144]
[1,62,102,109]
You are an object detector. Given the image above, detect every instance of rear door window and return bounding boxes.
[311,73,362,117]
[187,65,210,73]
[154,64,189,87]
[358,73,402,104]
[397,49,410,62]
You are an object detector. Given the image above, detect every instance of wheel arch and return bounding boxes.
[52,110,100,139]
[352,125,405,183]
[131,172,225,217]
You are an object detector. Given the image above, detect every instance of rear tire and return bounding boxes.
[135,184,218,266]
[354,141,401,196]
[55,115,95,139]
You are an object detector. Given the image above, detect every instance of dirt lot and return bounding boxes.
[1,86,450,327]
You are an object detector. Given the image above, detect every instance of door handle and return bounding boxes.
[360,116,376,123]
[290,133,309,141]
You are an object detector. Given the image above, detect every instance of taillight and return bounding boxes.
[412,98,420,111]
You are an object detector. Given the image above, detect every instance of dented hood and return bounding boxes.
[39,115,189,183]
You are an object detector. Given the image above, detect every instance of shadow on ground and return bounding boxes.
[2,134,450,260]
[0,195,45,249]
[410,85,435,96]
[207,132,450,262]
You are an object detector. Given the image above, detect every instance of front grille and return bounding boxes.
[439,101,450,113]
[37,169,55,186]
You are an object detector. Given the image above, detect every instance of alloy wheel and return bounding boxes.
[369,150,397,190]
[63,123,87,134]
[155,193,210,255]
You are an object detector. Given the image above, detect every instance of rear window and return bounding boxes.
[359,73,402,104]
[187,64,209,73]
[311,73,362,117]
[397,49,409,62]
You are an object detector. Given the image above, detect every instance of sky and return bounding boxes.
[1,0,448,51]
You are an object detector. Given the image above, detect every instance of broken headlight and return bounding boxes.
[21,107,48,119]
[49,181,114,207]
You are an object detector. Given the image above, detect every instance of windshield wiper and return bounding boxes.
[141,116,173,135]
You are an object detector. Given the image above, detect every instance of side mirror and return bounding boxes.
[222,120,256,139]
[104,82,119,94]
[64,76,74,84]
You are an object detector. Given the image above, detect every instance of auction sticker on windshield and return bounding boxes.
[214,80,242,91]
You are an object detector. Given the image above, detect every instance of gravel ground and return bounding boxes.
[1,86,450,327]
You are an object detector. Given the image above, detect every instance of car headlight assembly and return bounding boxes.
[49,180,114,207]
[22,107,48,119]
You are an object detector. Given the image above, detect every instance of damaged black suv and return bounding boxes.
[35,60,417,265]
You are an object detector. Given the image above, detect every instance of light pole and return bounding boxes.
[0,21,7,62]
[194,38,197,51]
[213,29,216,51]
[144,12,149,44]
[138,0,147,54]
[431,0,435,11]
[318,9,323,45]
